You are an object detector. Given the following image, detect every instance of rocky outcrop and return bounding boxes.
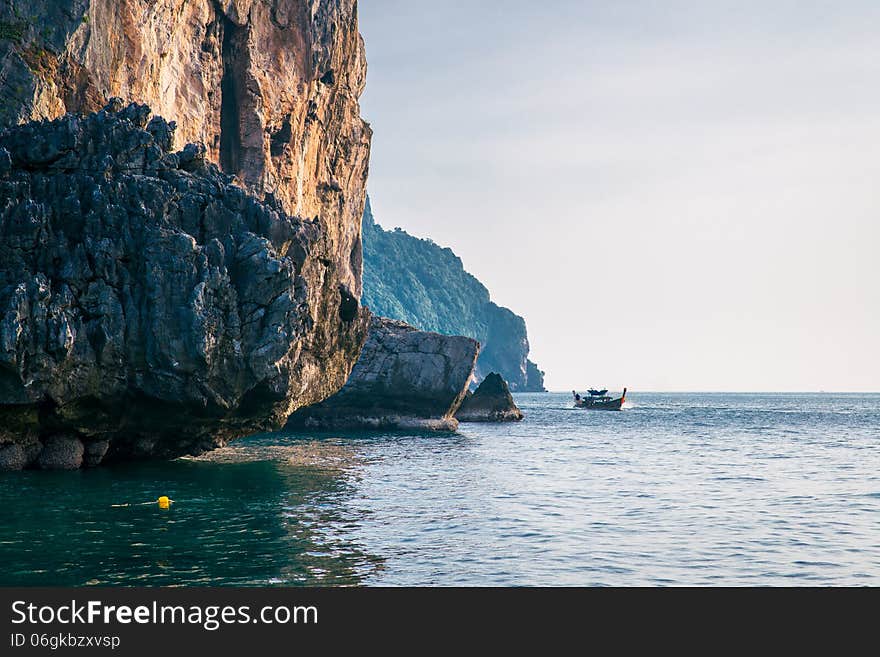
[287,316,478,431]
[525,360,546,393]
[455,373,524,423]
[0,0,373,468]
[0,102,368,469]
[361,198,546,391]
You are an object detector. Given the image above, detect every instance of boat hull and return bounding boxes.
[574,398,624,411]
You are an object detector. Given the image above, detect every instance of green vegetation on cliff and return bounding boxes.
[362,197,545,391]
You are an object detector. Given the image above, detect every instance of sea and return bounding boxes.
[1,392,878,586]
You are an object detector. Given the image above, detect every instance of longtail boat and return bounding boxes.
[572,388,627,411]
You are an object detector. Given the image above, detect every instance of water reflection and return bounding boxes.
[0,442,382,586]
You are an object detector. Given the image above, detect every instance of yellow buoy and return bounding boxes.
[157,496,171,509]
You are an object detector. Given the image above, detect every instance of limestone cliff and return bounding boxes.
[286,316,478,431]
[0,102,369,468]
[0,0,372,468]
[0,1,371,300]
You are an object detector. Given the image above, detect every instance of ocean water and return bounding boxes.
[1,392,878,586]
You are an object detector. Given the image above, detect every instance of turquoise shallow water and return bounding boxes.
[1,392,879,586]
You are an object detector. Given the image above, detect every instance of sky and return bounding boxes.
[357,0,880,392]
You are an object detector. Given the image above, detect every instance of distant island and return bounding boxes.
[362,197,545,392]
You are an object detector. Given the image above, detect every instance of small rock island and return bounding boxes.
[455,373,524,423]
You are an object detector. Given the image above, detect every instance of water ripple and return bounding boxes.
[1,392,879,586]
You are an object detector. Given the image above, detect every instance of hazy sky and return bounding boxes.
[358,1,880,392]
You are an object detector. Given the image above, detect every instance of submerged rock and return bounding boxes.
[286,316,479,431]
[455,372,524,423]
[0,102,368,468]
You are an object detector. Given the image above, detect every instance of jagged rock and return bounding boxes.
[287,316,478,431]
[455,373,524,423]
[37,435,84,470]
[0,102,368,464]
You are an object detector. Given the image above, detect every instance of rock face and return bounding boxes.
[0,1,372,302]
[287,316,478,431]
[0,102,368,469]
[455,373,524,423]
[361,198,546,391]
[36,435,84,470]
[0,0,372,468]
